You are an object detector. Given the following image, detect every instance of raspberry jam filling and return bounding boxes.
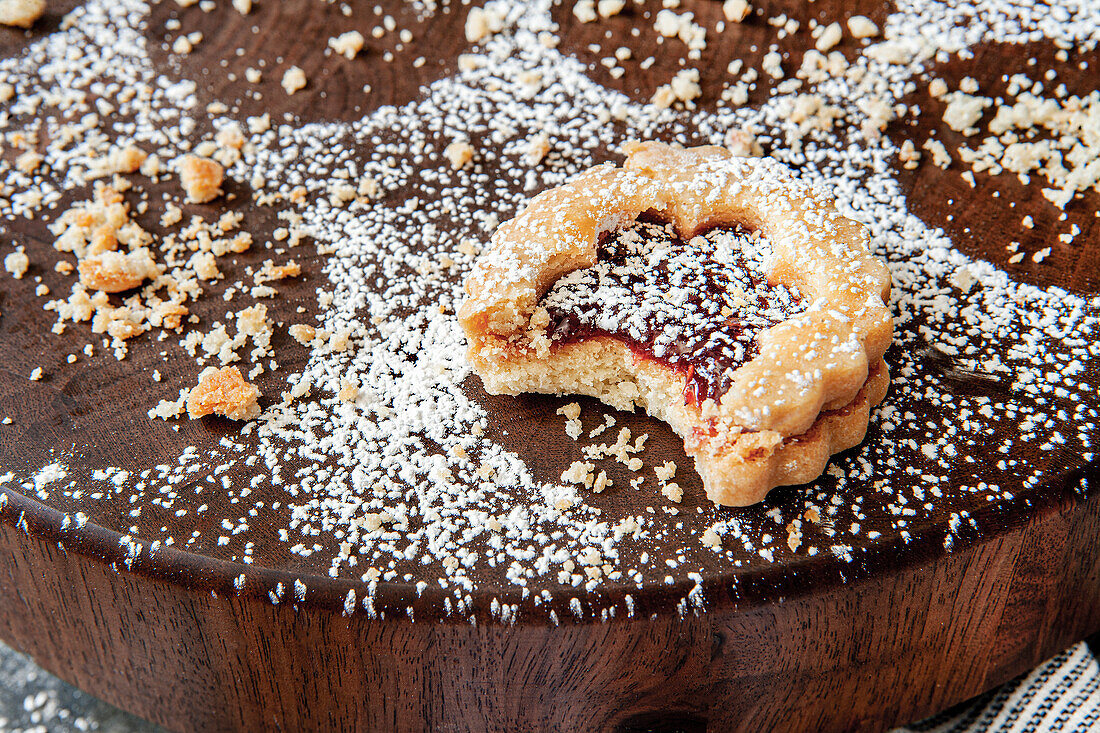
[540,219,807,405]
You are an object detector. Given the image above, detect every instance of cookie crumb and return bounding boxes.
[561,460,595,487]
[556,402,583,439]
[338,379,359,402]
[573,0,597,23]
[724,127,763,157]
[186,366,261,421]
[0,0,45,28]
[465,6,504,43]
[289,324,317,345]
[525,132,551,165]
[922,138,951,168]
[443,140,475,170]
[597,0,624,19]
[329,31,365,60]
[898,139,921,169]
[281,66,307,96]
[942,92,990,135]
[761,50,784,79]
[107,145,148,175]
[947,265,977,293]
[78,249,158,293]
[148,388,191,420]
[722,0,750,23]
[178,155,225,203]
[15,150,43,173]
[815,22,842,52]
[4,247,29,279]
[588,413,615,438]
[847,16,879,39]
[651,68,701,109]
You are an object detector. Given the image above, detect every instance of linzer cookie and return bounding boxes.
[460,141,893,506]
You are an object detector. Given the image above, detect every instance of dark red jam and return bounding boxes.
[540,219,806,405]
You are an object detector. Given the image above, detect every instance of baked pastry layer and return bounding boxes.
[473,332,888,506]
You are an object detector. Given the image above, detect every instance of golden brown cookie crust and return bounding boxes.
[459,164,666,338]
[460,141,894,505]
[689,359,889,506]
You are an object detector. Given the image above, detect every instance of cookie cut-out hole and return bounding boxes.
[541,219,806,406]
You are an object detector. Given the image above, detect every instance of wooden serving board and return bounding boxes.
[1,0,1098,730]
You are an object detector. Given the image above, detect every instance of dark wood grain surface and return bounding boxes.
[0,0,1098,730]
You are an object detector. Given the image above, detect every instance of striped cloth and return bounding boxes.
[894,636,1100,733]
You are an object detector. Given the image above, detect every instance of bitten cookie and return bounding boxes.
[459,141,893,506]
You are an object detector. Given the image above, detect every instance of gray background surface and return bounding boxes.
[0,641,159,733]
